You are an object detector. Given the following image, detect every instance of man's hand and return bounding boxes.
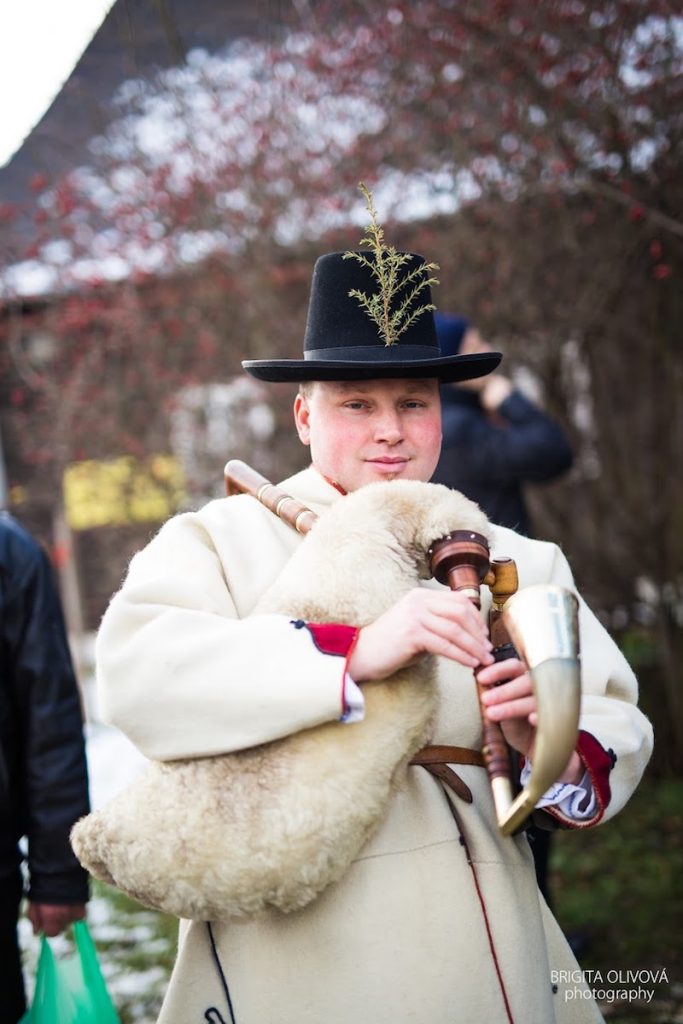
[478,657,583,783]
[348,588,494,682]
[28,901,87,937]
[477,657,537,756]
[453,326,514,408]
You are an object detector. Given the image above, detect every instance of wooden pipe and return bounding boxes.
[429,535,516,822]
[225,459,318,534]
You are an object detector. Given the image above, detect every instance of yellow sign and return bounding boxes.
[63,455,186,531]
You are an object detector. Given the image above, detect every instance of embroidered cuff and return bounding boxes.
[290,620,361,720]
[291,620,357,656]
[532,730,615,829]
[521,761,596,819]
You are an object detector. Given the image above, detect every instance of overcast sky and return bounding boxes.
[0,0,116,169]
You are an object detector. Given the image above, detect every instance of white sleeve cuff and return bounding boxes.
[520,759,597,820]
[340,673,365,723]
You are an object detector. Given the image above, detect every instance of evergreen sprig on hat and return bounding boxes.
[343,183,440,347]
[241,186,501,382]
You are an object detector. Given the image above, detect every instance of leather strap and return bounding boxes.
[410,745,485,767]
[410,745,485,804]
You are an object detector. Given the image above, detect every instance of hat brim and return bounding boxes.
[242,352,501,383]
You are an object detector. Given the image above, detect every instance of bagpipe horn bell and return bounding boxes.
[498,584,581,836]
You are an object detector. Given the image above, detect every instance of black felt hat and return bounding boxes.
[243,252,501,383]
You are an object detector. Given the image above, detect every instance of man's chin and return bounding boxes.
[360,464,416,487]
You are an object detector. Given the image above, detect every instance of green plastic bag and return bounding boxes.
[21,920,121,1024]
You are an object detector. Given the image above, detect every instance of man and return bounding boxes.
[0,512,90,1022]
[95,250,652,1023]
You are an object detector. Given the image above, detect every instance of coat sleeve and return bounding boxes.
[10,541,90,903]
[543,542,653,826]
[96,511,356,762]
[441,391,574,484]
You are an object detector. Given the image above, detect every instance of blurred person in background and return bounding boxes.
[432,312,574,913]
[433,313,573,538]
[0,512,90,1023]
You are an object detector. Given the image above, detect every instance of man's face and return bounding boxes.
[293,378,442,493]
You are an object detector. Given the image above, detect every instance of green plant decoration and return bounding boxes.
[343,182,439,347]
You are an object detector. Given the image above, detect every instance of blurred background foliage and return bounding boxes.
[0,0,681,770]
[3,2,682,1017]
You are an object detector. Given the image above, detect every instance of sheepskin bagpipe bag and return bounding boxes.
[71,480,490,921]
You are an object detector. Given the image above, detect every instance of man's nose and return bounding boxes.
[373,411,403,444]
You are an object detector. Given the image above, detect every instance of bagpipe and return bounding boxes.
[71,462,580,920]
[224,460,581,837]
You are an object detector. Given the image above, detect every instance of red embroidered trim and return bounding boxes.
[303,622,358,657]
[576,729,613,808]
[321,474,347,495]
[296,621,360,718]
[444,799,516,1023]
[341,630,361,717]
[465,848,516,1023]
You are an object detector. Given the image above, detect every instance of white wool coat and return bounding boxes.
[96,467,653,1024]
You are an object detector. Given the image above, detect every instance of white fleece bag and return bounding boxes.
[71,480,489,921]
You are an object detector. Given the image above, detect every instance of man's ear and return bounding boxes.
[293,392,311,445]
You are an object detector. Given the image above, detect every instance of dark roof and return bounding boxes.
[0,0,292,211]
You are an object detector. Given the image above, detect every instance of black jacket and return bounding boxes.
[433,387,574,537]
[0,513,89,903]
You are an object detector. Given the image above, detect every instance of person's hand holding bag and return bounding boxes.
[27,901,86,938]
[20,920,120,1024]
